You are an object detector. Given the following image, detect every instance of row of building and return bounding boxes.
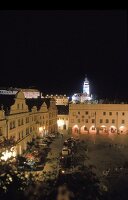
[0,91,58,156]
[1,77,128,157]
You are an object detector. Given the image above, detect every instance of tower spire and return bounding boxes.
[83,75,90,95]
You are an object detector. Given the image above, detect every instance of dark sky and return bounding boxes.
[0,10,127,99]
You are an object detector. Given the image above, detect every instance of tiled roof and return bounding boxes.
[26,98,52,111]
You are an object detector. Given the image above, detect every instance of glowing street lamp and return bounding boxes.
[1,148,16,161]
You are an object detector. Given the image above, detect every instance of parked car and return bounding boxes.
[61,147,71,156]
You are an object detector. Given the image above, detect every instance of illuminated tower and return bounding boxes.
[83,75,90,95]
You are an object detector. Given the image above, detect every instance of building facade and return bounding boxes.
[0,87,40,99]
[57,105,69,133]
[0,91,58,156]
[69,103,128,135]
[44,94,69,105]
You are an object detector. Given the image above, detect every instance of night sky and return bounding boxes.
[0,10,127,100]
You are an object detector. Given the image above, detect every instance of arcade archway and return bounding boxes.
[72,125,79,135]
[89,125,97,134]
[119,126,127,134]
[109,125,117,134]
[99,125,108,135]
[80,126,89,134]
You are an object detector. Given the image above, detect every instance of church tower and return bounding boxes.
[83,75,90,95]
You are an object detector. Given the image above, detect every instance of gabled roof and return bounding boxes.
[26,98,52,111]
[56,105,69,115]
[0,94,16,114]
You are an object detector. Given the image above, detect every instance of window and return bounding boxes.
[100,119,103,123]
[103,112,106,116]
[106,119,109,123]
[22,131,24,138]
[18,119,20,126]
[0,127,2,136]
[92,119,95,123]
[122,120,125,124]
[21,119,24,125]
[82,115,84,118]
[10,122,12,130]
[85,111,88,115]
[19,132,20,140]
[13,121,15,128]
[112,119,115,123]
[85,119,88,123]
[17,104,19,109]
[22,104,23,109]
[109,112,112,116]
[122,112,125,116]
[26,128,29,135]
[78,111,80,115]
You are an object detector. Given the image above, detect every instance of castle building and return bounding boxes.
[72,76,92,103]
[0,87,41,99]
